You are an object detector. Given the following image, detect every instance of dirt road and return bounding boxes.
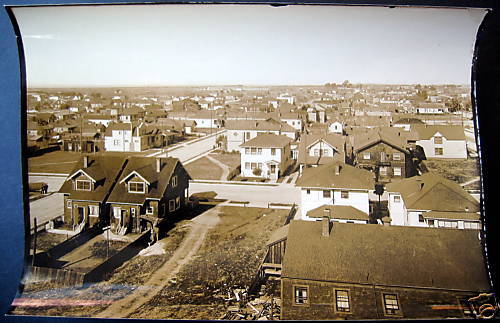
[95,206,221,319]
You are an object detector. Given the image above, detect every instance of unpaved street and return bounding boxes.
[95,206,221,319]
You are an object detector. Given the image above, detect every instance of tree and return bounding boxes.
[416,90,428,100]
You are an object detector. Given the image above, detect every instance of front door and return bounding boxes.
[77,207,85,224]
[131,208,137,233]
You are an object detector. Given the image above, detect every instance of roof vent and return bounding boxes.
[83,155,88,168]
[156,158,161,173]
[335,164,341,175]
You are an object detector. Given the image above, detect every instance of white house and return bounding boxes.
[225,118,297,152]
[297,133,345,174]
[86,114,114,127]
[104,122,159,152]
[328,121,343,134]
[413,125,467,159]
[295,162,374,218]
[279,112,303,131]
[168,110,220,130]
[304,204,369,223]
[239,134,293,180]
[386,172,480,230]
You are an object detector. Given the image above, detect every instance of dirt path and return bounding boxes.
[206,154,230,180]
[95,207,221,319]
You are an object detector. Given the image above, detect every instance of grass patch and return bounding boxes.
[28,150,81,173]
[423,158,480,189]
[208,152,241,169]
[185,157,223,180]
[30,231,68,253]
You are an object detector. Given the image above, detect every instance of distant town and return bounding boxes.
[10,83,495,320]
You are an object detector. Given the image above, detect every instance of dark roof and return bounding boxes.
[412,124,466,140]
[58,156,127,202]
[266,224,289,246]
[225,118,296,133]
[394,117,425,125]
[306,205,368,221]
[107,157,189,205]
[296,161,374,190]
[353,128,409,153]
[297,133,345,165]
[282,220,490,291]
[424,211,480,221]
[240,134,292,148]
[386,172,479,212]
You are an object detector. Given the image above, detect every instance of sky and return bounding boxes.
[12,4,486,87]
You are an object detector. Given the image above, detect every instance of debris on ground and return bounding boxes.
[139,241,166,256]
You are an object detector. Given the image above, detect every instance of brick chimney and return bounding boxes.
[83,155,88,168]
[156,158,161,173]
[335,164,341,175]
[322,215,331,237]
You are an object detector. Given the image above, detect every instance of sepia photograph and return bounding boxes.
[5,2,497,320]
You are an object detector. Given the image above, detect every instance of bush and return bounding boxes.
[252,168,262,176]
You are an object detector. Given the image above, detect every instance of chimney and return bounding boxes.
[335,164,341,175]
[156,158,161,173]
[322,215,331,237]
[83,155,88,168]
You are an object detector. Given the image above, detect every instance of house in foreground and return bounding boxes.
[304,204,369,223]
[295,161,374,217]
[59,155,127,232]
[386,172,480,229]
[279,220,490,320]
[106,157,191,237]
[239,134,293,180]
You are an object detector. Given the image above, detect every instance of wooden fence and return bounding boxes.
[23,265,85,288]
[283,204,297,225]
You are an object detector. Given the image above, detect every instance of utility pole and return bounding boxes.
[32,217,37,266]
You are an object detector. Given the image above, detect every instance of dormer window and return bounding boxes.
[129,181,145,193]
[76,180,91,191]
[434,136,443,144]
[172,175,178,188]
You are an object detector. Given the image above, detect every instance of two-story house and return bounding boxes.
[239,134,293,180]
[413,124,467,159]
[104,122,161,152]
[351,128,415,182]
[106,157,191,237]
[279,112,304,131]
[295,161,374,218]
[59,155,127,232]
[279,220,490,320]
[386,172,480,229]
[225,118,298,152]
[297,133,346,174]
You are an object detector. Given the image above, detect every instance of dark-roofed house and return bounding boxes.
[280,220,490,320]
[225,118,298,152]
[106,157,191,237]
[239,134,293,180]
[59,155,127,232]
[393,117,425,131]
[413,124,467,159]
[351,128,415,182]
[386,172,480,229]
[297,133,346,174]
[295,161,374,217]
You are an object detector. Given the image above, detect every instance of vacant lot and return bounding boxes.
[30,231,68,254]
[208,152,241,169]
[129,206,288,320]
[10,221,190,318]
[28,150,80,174]
[423,158,480,189]
[185,157,223,180]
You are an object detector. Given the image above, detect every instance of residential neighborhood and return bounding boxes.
[16,83,491,320]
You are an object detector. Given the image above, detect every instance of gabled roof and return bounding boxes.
[240,134,292,148]
[393,117,425,125]
[386,172,479,212]
[353,128,410,153]
[107,157,190,205]
[295,161,374,190]
[58,156,127,202]
[412,124,466,140]
[306,205,368,221]
[297,133,345,165]
[225,118,296,133]
[282,221,489,291]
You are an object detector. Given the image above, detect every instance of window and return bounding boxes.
[129,182,145,193]
[172,175,178,188]
[146,205,154,214]
[245,132,250,140]
[363,152,370,159]
[113,207,121,219]
[307,189,311,195]
[89,205,99,217]
[314,149,320,156]
[341,190,349,199]
[245,148,250,155]
[67,200,72,209]
[394,167,402,176]
[323,149,329,156]
[169,199,175,212]
[418,214,425,223]
[176,197,181,209]
[379,167,388,176]
[251,148,257,155]
[394,195,401,203]
[335,290,350,312]
[251,162,257,169]
[76,180,91,191]
[114,139,120,145]
[464,222,480,230]
[258,163,263,169]
[435,147,443,155]
[434,136,443,144]
[245,162,250,170]
[428,219,435,227]
[383,294,401,315]
[271,148,276,155]
[323,190,331,198]
[257,148,262,155]
[294,286,309,305]
[393,153,401,161]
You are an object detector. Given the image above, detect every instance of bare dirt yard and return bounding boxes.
[208,152,241,169]
[423,158,481,190]
[128,206,288,320]
[28,150,81,174]
[184,156,223,180]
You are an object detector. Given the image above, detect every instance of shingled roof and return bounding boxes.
[107,157,190,205]
[295,161,374,190]
[353,127,410,153]
[412,124,466,140]
[59,156,127,202]
[297,133,345,165]
[225,118,296,133]
[306,205,368,221]
[386,172,479,213]
[240,133,292,148]
[282,221,490,291]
